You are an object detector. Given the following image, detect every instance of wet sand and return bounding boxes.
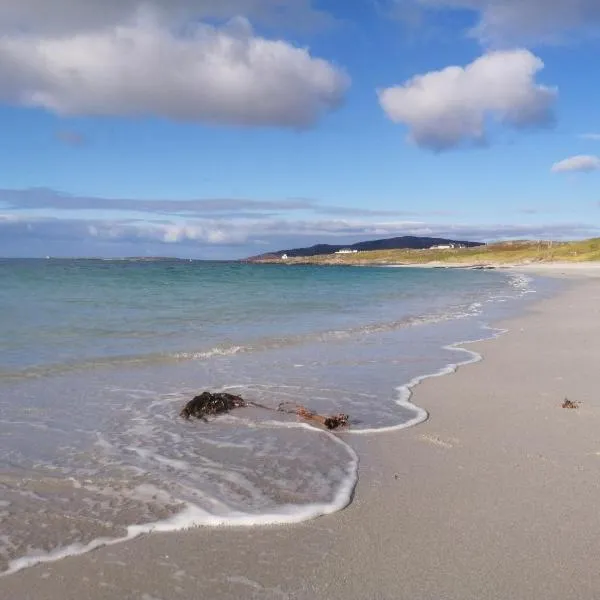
[3,269,600,599]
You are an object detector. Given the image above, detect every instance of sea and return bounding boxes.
[0,258,556,575]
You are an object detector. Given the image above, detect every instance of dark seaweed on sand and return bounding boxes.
[180,392,246,420]
[181,392,350,430]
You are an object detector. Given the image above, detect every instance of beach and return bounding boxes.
[2,266,600,599]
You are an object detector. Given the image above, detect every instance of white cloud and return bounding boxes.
[0,9,347,127]
[378,49,556,151]
[580,133,600,141]
[158,223,245,244]
[551,155,600,173]
[393,0,600,45]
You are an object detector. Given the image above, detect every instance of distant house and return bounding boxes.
[430,244,456,250]
[335,249,358,254]
[281,254,289,260]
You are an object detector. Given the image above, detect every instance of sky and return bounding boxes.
[1,0,600,259]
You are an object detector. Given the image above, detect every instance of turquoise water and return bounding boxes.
[0,259,527,376]
[0,259,550,574]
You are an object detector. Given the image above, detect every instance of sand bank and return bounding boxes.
[504,261,600,278]
[390,261,600,277]
[3,273,600,599]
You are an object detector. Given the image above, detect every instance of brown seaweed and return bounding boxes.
[180,392,246,420]
[295,406,349,430]
[181,392,350,429]
[562,398,580,409]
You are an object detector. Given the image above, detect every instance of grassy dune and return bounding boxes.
[257,239,600,266]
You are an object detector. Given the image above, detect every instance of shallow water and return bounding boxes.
[0,259,557,574]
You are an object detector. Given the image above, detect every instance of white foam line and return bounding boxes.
[2,423,358,579]
[175,345,246,360]
[348,324,508,435]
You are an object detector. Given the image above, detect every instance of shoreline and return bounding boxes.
[252,258,600,275]
[3,271,600,598]
[0,298,506,578]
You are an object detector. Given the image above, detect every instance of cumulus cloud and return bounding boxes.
[0,13,348,127]
[378,49,556,151]
[551,155,600,173]
[388,0,600,45]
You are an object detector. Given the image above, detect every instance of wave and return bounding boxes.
[2,422,359,577]
[0,302,487,383]
[348,324,507,435]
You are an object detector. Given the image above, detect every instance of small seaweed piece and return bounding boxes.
[323,414,350,430]
[562,398,580,409]
[295,406,350,430]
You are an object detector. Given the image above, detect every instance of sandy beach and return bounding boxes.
[3,265,600,599]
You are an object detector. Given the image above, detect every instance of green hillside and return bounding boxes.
[259,239,600,266]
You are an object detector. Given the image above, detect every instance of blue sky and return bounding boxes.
[1,0,599,258]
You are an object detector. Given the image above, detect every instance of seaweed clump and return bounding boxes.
[180,393,350,430]
[180,392,246,420]
[562,398,580,409]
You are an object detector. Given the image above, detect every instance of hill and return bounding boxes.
[246,236,482,261]
[247,239,600,266]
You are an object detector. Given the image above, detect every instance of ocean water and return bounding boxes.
[0,258,553,574]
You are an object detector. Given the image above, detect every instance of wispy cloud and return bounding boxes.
[0,188,418,219]
[55,130,87,146]
[1,212,597,259]
[552,155,600,173]
[3,187,595,259]
[579,133,600,141]
[386,0,600,46]
[0,189,315,215]
[518,208,544,215]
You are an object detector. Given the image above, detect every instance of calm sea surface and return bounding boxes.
[0,259,553,574]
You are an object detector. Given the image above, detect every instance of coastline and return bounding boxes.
[503,262,600,278]
[3,270,600,598]
[250,256,600,277]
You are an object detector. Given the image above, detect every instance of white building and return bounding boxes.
[335,249,358,254]
[430,244,455,250]
[281,254,289,260]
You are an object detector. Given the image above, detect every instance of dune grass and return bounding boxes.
[264,239,600,266]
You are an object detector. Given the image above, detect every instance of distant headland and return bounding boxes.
[244,237,600,267]
[246,236,483,262]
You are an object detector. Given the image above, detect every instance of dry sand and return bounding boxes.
[3,268,600,599]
